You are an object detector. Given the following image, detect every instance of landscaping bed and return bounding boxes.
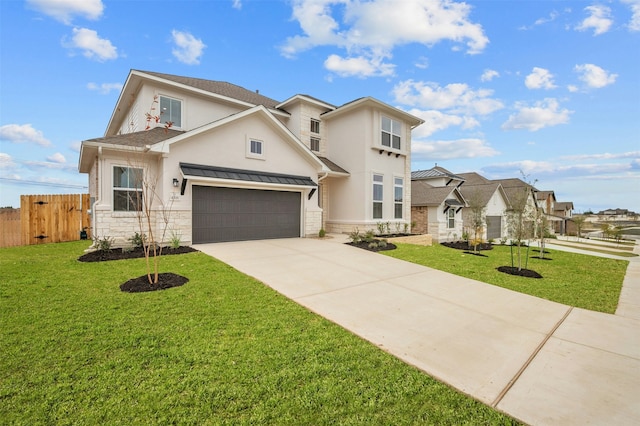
[78,246,197,262]
[441,241,493,251]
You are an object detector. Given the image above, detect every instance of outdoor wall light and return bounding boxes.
[172,178,180,187]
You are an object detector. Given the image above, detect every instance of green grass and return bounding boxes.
[385,244,628,313]
[0,242,518,425]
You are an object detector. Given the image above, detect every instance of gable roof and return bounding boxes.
[536,190,556,202]
[555,201,574,211]
[321,97,424,128]
[137,70,281,109]
[412,180,466,207]
[459,182,508,207]
[456,172,490,185]
[412,166,465,182]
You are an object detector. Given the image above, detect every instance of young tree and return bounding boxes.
[600,223,611,240]
[505,176,537,271]
[533,207,550,259]
[466,190,486,254]
[572,215,586,241]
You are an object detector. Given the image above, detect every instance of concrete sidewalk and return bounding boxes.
[195,236,640,425]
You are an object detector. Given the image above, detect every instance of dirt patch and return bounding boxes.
[120,272,189,293]
[496,266,543,279]
[78,246,197,262]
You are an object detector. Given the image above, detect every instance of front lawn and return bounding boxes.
[0,241,518,425]
[385,243,628,313]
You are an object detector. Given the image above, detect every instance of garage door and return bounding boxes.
[192,186,301,243]
[486,216,502,240]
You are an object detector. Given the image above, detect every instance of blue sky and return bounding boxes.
[1,0,639,213]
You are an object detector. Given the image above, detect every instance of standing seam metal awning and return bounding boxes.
[180,163,317,187]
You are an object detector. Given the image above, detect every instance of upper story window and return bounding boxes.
[394,177,403,219]
[246,138,265,159]
[310,119,320,134]
[113,166,142,212]
[381,116,401,150]
[373,174,383,219]
[160,96,182,128]
[310,137,320,152]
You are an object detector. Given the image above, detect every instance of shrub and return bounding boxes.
[348,228,362,244]
[128,232,146,249]
[376,222,386,235]
[93,235,114,251]
[364,230,376,243]
[169,232,182,249]
[319,228,326,238]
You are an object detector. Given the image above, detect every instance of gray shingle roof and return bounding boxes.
[180,163,316,187]
[458,183,501,205]
[316,156,349,174]
[138,70,282,109]
[84,127,185,148]
[412,180,464,206]
[456,172,490,185]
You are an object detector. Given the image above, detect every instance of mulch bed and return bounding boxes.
[496,266,543,279]
[347,241,398,252]
[120,272,189,293]
[78,246,197,262]
[441,241,493,251]
[78,246,196,293]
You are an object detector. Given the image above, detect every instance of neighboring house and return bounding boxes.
[457,177,510,241]
[553,201,574,234]
[411,167,466,242]
[78,70,423,245]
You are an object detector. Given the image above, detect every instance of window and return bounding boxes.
[310,137,320,152]
[113,166,142,212]
[447,209,455,229]
[160,96,182,128]
[247,138,265,159]
[250,139,263,155]
[394,177,403,219]
[381,116,401,150]
[373,174,383,219]
[310,119,320,134]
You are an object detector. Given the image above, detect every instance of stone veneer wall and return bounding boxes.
[93,209,191,247]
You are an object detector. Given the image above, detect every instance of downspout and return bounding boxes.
[93,146,104,242]
[317,171,329,230]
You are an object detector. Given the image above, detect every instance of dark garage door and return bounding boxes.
[192,186,301,243]
[486,216,502,240]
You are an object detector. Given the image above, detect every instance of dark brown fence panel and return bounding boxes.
[20,194,91,245]
[0,208,21,248]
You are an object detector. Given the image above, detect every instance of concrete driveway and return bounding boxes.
[195,235,640,425]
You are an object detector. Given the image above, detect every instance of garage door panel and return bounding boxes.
[192,186,301,243]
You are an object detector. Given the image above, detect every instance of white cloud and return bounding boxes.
[281,0,488,78]
[69,141,82,152]
[567,84,579,93]
[525,67,557,90]
[412,138,499,161]
[560,151,640,161]
[480,69,499,82]
[0,153,17,169]
[23,160,77,172]
[87,82,123,94]
[171,30,206,65]
[46,153,66,163]
[408,109,478,138]
[575,5,612,35]
[324,54,394,77]
[27,0,103,24]
[393,80,503,116]
[502,98,572,131]
[622,0,640,31]
[65,27,118,61]
[574,63,617,88]
[232,0,242,10]
[0,124,51,147]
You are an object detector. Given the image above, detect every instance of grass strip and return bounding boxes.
[385,243,627,313]
[0,241,519,425]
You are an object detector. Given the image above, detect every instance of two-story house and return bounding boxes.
[78,70,423,245]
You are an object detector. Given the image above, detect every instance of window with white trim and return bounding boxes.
[447,208,455,229]
[160,96,182,128]
[310,119,320,134]
[373,174,383,219]
[394,177,403,219]
[113,166,142,212]
[310,137,320,152]
[246,138,265,159]
[381,116,401,150]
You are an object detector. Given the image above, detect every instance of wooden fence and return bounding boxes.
[0,208,21,248]
[5,194,92,247]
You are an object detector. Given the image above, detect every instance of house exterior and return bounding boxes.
[78,70,423,245]
[411,167,467,242]
[457,179,510,241]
